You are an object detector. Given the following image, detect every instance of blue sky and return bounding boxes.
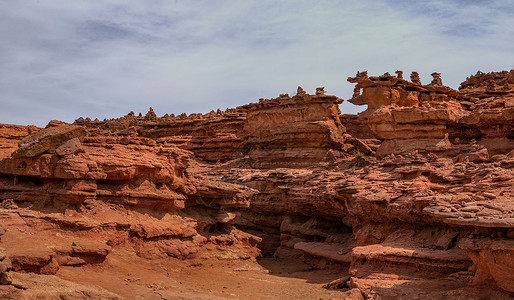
[1,0,513,126]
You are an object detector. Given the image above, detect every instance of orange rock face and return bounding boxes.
[347,70,514,158]
[241,90,345,168]
[0,73,513,298]
[0,124,40,158]
[0,120,260,273]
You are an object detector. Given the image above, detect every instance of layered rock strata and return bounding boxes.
[0,121,260,276]
[74,107,247,163]
[0,72,512,298]
[0,124,40,158]
[240,88,346,168]
[347,70,514,158]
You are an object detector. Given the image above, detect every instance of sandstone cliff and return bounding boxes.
[0,71,513,299]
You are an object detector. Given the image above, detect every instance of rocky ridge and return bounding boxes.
[0,70,513,299]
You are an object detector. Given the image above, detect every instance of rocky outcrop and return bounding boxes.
[346,70,514,158]
[457,70,514,155]
[74,108,247,163]
[0,70,513,298]
[224,71,512,297]
[241,88,346,168]
[459,238,514,293]
[0,124,40,159]
[223,149,513,297]
[74,88,348,169]
[0,120,260,277]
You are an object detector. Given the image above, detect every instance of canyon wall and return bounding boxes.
[0,120,260,278]
[0,71,513,299]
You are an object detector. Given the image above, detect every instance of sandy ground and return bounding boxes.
[0,208,346,299]
[56,247,346,299]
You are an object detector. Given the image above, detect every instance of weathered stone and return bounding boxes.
[0,69,512,298]
[14,125,84,157]
[55,138,83,157]
[0,272,12,285]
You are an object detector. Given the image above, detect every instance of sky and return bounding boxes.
[1,0,513,126]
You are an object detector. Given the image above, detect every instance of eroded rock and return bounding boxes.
[0,69,513,298]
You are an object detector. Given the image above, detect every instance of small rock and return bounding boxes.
[0,272,13,285]
[460,212,475,218]
[0,262,9,273]
[55,137,83,157]
[323,276,350,290]
[483,192,496,199]
[0,199,17,210]
[71,241,111,257]
[461,206,480,213]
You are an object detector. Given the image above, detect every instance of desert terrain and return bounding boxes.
[0,70,513,299]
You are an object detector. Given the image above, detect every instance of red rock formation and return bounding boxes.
[75,108,247,163]
[346,70,514,158]
[458,70,514,155]
[0,121,260,277]
[0,124,40,158]
[0,70,512,299]
[241,88,346,168]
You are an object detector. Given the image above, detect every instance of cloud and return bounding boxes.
[0,0,513,126]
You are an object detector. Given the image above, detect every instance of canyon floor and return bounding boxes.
[0,206,340,299]
[54,252,342,299]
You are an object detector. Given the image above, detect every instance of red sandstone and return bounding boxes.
[0,70,513,299]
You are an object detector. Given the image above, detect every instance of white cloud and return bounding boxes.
[0,0,513,126]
